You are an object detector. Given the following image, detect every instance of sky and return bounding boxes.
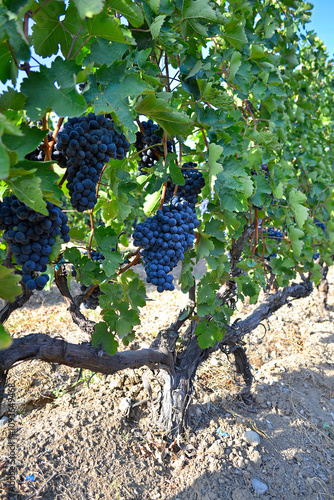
[1,1,334,95]
[307,0,334,58]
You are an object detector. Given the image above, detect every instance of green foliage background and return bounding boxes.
[0,0,333,352]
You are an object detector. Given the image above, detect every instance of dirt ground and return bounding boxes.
[0,264,333,500]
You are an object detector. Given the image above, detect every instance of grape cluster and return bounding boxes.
[25,131,67,167]
[81,284,103,310]
[0,195,70,291]
[134,120,173,173]
[55,113,130,212]
[165,162,205,209]
[263,227,283,260]
[314,218,326,231]
[133,198,199,292]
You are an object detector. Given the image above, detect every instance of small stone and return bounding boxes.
[0,416,8,427]
[119,397,131,416]
[251,478,268,495]
[243,430,261,447]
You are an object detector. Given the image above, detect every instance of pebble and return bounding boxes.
[119,397,131,415]
[251,477,268,495]
[0,416,8,427]
[243,430,261,447]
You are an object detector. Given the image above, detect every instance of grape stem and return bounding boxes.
[48,117,64,157]
[159,182,168,210]
[42,115,51,161]
[117,253,140,275]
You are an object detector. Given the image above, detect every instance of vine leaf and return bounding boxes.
[73,0,105,19]
[289,189,309,229]
[6,169,47,214]
[86,62,148,140]
[195,321,222,349]
[288,226,304,258]
[135,95,192,137]
[0,42,17,84]
[3,125,47,161]
[150,14,166,38]
[92,322,118,355]
[0,324,12,351]
[0,266,22,302]
[21,61,86,120]
[31,2,84,58]
[109,0,144,27]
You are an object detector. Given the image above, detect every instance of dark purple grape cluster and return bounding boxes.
[251,163,269,179]
[134,119,173,173]
[263,227,283,260]
[0,195,70,291]
[55,113,130,212]
[133,198,199,292]
[165,162,205,209]
[81,284,103,310]
[90,250,105,262]
[314,218,326,231]
[25,131,67,167]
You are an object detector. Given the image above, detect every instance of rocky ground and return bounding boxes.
[0,265,333,500]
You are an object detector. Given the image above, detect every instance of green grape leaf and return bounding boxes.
[195,321,222,349]
[86,62,148,140]
[197,233,215,260]
[92,322,118,355]
[31,2,84,58]
[84,39,128,66]
[288,226,304,258]
[6,171,47,214]
[249,175,272,208]
[0,42,18,84]
[109,0,144,27]
[150,14,166,38]
[21,62,86,120]
[0,323,12,351]
[73,0,105,19]
[0,141,10,179]
[223,22,247,50]
[0,266,22,302]
[289,189,309,229]
[208,143,223,187]
[182,0,216,21]
[229,50,242,81]
[2,125,47,161]
[116,302,140,337]
[135,95,192,137]
[83,10,128,42]
[0,87,26,112]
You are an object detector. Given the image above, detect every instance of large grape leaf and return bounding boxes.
[135,95,192,137]
[109,0,144,27]
[83,10,130,42]
[84,39,128,66]
[6,170,47,214]
[2,125,46,161]
[31,1,84,57]
[92,322,118,355]
[0,87,26,112]
[0,42,17,84]
[86,62,148,140]
[289,189,309,229]
[0,266,22,302]
[21,62,86,120]
[73,0,105,19]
